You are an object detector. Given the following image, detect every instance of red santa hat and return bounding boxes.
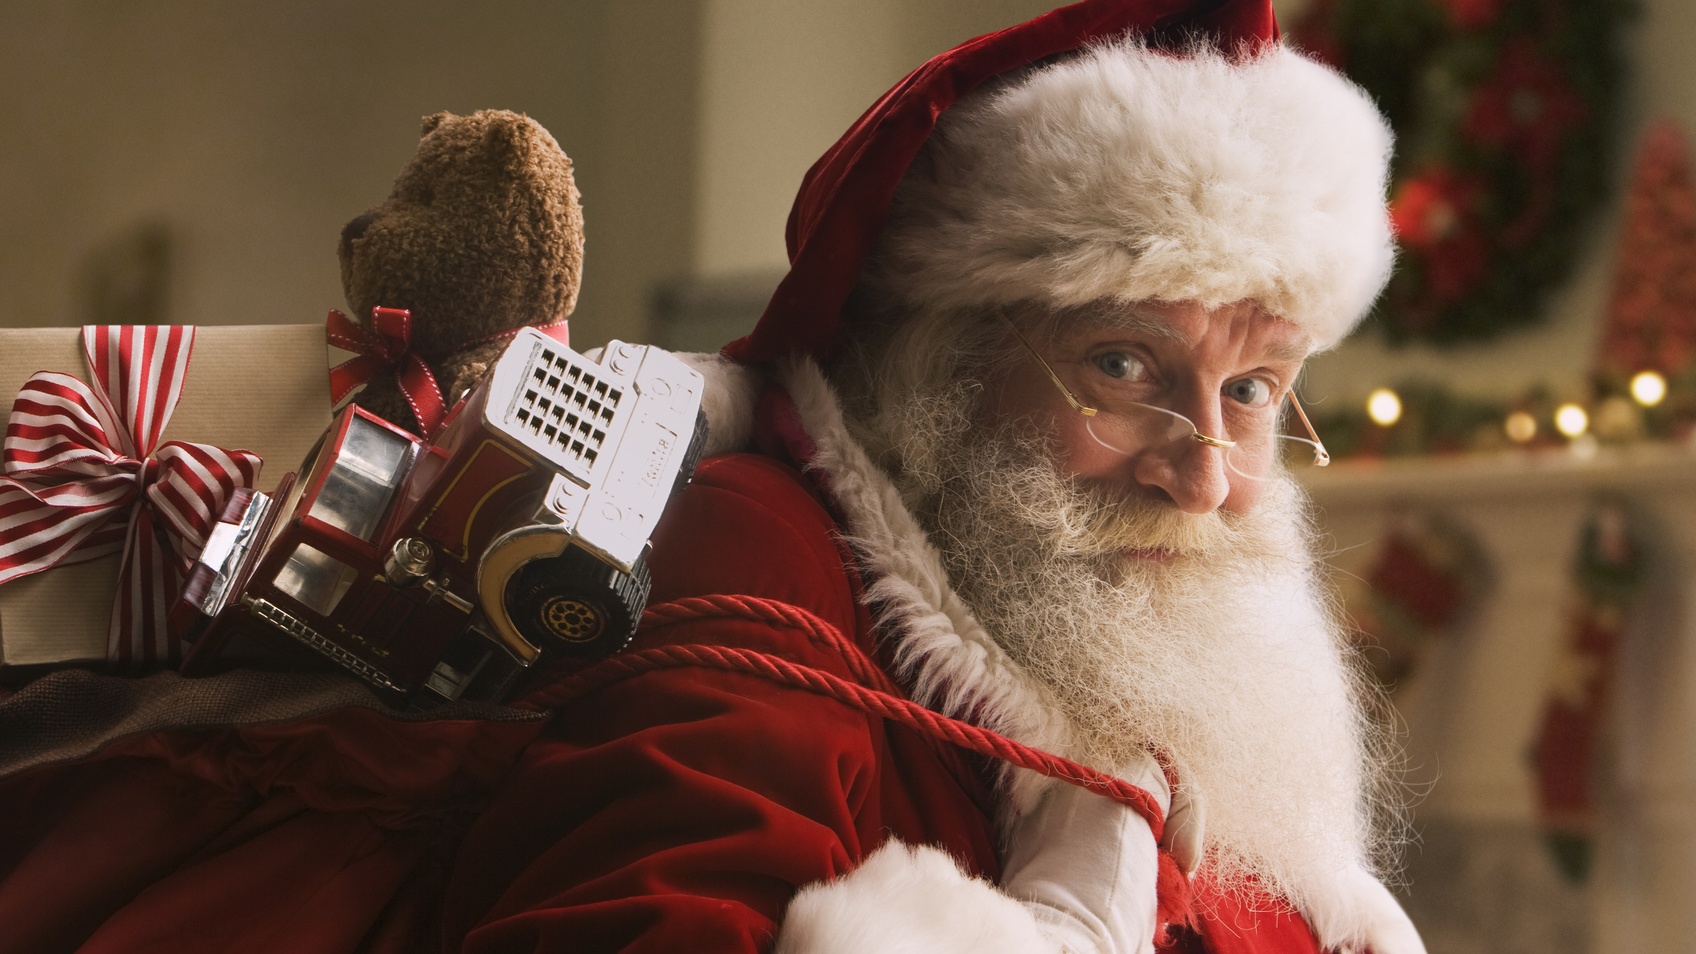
[721,0,1394,365]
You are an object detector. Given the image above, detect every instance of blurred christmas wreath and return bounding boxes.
[1291,0,1631,345]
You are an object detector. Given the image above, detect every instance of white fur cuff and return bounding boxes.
[773,841,1056,954]
[1304,864,1427,954]
[677,350,760,455]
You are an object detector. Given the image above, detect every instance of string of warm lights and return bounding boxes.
[1309,369,1690,463]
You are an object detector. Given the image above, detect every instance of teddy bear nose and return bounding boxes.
[340,213,377,257]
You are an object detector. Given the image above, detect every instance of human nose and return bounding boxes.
[1129,404,1232,515]
[1132,438,1232,514]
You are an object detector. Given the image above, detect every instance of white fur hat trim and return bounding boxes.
[864,38,1396,351]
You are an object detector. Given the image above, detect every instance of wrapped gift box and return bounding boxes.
[0,324,331,667]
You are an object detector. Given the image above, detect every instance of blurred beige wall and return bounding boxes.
[0,0,696,351]
[0,0,1058,352]
[4,0,1695,400]
[692,0,1055,277]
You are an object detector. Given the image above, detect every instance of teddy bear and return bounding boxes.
[336,109,584,432]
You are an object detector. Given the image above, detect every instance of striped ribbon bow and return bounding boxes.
[326,306,447,437]
[0,326,262,669]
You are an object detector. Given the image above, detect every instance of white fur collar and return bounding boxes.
[681,351,1070,817]
[773,357,1075,819]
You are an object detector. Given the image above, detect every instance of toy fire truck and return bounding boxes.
[173,328,707,706]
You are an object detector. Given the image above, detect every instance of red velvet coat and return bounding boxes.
[0,380,1328,954]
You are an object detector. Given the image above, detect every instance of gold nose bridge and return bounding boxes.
[1190,431,1236,449]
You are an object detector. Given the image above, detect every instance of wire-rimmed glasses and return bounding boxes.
[1002,318,1330,482]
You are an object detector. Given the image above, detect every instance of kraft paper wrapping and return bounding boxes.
[0,325,332,666]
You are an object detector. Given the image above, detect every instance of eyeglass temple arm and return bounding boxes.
[1287,393,1331,467]
[1002,318,1099,417]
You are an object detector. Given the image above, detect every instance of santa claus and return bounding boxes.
[0,1,1421,952]
[453,0,1419,951]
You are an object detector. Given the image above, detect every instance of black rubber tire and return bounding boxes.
[502,547,650,659]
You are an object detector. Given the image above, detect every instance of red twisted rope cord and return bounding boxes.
[639,594,905,695]
[516,596,1166,838]
[637,597,1019,819]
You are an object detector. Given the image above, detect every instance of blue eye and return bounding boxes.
[1225,377,1274,408]
[1093,351,1146,381]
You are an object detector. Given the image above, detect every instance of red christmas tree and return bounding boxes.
[1597,121,1696,377]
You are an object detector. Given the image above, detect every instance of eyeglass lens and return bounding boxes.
[1083,403,1322,482]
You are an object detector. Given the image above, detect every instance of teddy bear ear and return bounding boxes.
[482,120,526,159]
[420,112,453,138]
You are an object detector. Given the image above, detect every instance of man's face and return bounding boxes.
[888,311,1386,899]
[984,299,1311,524]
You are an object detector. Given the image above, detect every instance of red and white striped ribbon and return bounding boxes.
[0,326,262,668]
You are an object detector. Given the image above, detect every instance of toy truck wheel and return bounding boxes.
[502,547,650,659]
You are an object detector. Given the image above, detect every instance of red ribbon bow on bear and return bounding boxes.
[326,307,572,437]
[0,326,262,669]
[326,306,449,437]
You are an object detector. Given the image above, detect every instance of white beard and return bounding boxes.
[895,420,1400,914]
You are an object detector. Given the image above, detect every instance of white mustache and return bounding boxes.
[933,437,1243,562]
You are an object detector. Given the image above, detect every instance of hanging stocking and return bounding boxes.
[1344,512,1486,691]
[1531,498,1646,883]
